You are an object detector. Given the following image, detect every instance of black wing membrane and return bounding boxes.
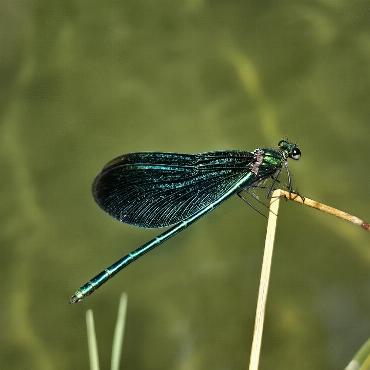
[93,151,255,228]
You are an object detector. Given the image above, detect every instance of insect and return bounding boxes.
[70,139,301,303]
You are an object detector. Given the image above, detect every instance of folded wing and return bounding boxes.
[93,151,254,227]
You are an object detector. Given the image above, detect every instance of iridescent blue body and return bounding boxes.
[70,140,301,303]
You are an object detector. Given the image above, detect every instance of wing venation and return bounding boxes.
[93,151,254,227]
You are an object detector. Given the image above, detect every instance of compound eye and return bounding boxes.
[291,147,301,160]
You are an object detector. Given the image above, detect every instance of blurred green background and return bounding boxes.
[1,0,369,369]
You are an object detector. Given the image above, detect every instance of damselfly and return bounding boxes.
[70,139,301,303]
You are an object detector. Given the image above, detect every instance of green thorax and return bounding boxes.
[258,148,284,177]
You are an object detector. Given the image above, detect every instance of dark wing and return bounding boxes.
[93,151,255,228]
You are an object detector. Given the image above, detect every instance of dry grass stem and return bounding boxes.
[249,191,281,370]
[249,189,369,370]
[278,190,369,231]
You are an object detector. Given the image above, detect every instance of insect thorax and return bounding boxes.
[251,148,284,177]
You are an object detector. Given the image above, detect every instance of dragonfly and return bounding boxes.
[70,139,301,303]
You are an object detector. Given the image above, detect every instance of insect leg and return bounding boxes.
[238,191,268,218]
